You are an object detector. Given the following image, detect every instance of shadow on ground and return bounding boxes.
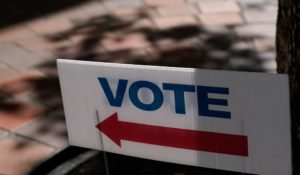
[29,10,271,113]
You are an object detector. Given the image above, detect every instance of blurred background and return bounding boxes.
[0,0,277,174]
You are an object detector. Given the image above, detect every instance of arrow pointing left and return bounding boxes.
[96,113,248,156]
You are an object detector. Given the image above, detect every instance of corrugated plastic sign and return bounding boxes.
[57,59,291,175]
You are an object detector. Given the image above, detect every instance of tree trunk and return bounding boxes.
[276,0,300,174]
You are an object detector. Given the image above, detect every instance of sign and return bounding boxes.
[57,59,292,175]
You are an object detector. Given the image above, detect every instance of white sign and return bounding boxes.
[57,59,291,175]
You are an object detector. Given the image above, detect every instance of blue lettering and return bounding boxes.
[163,83,195,114]
[98,77,128,107]
[197,86,231,119]
[129,81,163,111]
[98,77,231,119]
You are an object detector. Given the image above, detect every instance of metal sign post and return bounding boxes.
[95,110,110,175]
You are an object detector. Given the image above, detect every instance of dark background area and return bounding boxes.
[0,0,91,27]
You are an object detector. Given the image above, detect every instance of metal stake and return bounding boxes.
[96,110,111,175]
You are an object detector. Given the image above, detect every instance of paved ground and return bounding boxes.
[0,0,277,174]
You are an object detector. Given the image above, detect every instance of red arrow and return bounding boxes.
[96,113,248,157]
